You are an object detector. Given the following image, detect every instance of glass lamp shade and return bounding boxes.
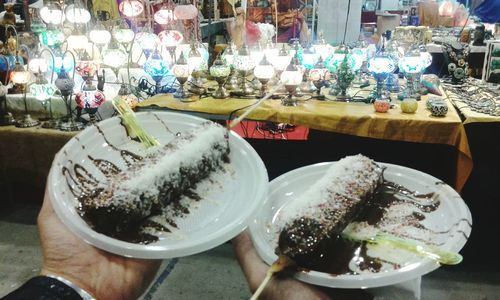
[29,57,49,74]
[39,30,65,48]
[399,53,425,74]
[309,68,330,81]
[254,63,275,80]
[351,48,367,72]
[119,0,144,17]
[144,51,169,82]
[158,30,183,48]
[75,88,105,109]
[325,46,349,73]
[76,59,97,79]
[154,3,176,25]
[67,34,89,52]
[187,47,204,73]
[172,63,190,78]
[367,51,396,80]
[136,32,160,56]
[302,48,320,70]
[209,62,231,78]
[173,4,198,20]
[65,4,91,24]
[250,49,264,67]
[221,45,236,67]
[280,64,303,86]
[102,48,128,69]
[55,67,75,95]
[313,43,332,60]
[30,83,56,101]
[113,28,135,44]
[90,27,112,46]
[114,93,139,109]
[50,52,75,74]
[40,3,65,25]
[272,46,292,72]
[233,54,255,72]
[10,63,31,84]
[420,50,432,68]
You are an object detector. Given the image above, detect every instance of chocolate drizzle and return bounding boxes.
[283,181,467,276]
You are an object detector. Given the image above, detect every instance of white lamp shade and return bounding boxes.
[173,4,198,20]
[154,7,176,25]
[280,69,302,85]
[272,55,292,72]
[113,28,135,44]
[187,56,203,73]
[102,48,128,69]
[136,32,160,52]
[29,57,49,74]
[254,64,275,80]
[209,64,231,78]
[11,70,31,84]
[158,30,184,47]
[233,55,255,72]
[40,5,65,25]
[67,34,89,51]
[90,29,112,45]
[250,50,264,66]
[119,0,144,17]
[65,4,91,24]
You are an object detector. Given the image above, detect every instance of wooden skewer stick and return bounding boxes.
[249,255,293,300]
[228,82,284,129]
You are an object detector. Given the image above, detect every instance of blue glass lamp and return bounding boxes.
[367,48,396,100]
[399,47,425,100]
[144,50,170,94]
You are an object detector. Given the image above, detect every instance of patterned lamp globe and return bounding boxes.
[39,29,65,48]
[75,81,105,123]
[102,43,128,71]
[144,50,169,83]
[114,83,139,109]
[399,47,426,100]
[119,0,144,17]
[367,48,396,100]
[210,57,231,99]
[30,74,56,102]
[76,51,97,82]
[172,52,191,99]
[174,3,198,20]
[301,45,320,70]
[29,56,49,74]
[325,45,349,73]
[89,23,112,49]
[254,56,275,97]
[234,45,256,95]
[10,62,31,85]
[55,66,75,96]
[271,44,292,74]
[154,0,176,25]
[158,30,183,48]
[50,49,75,74]
[221,44,236,67]
[136,31,160,58]
[280,62,303,106]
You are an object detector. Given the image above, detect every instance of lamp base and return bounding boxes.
[60,120,85,132]
[41,119,61,129]
[16,114,40,128]
[336,94,352,102]
[174,86,193,101]
[282,95,298,106]
[225,75,239,90]
[213,86,230,99]
[0,112,16,126]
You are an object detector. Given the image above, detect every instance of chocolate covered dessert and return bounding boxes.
[75,122,230,243]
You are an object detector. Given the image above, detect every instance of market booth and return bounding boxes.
[0,0,499,299]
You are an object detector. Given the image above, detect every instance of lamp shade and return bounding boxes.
[39,29,65,48]
[325,45,349,73]
[40,2,65,25]
[75,85,106,109]
[76,52,97,79]
[136,31,160,57]
[65,4,91,24]
[29,57,49,74]
[144,51,169,82]
[115,83,139,108]
[102,48,128,69]
[221,46,235,67]
[66,33,89,52]
[50,51,75,74]
[399,50,425,74]
[158,30,184,48]
[172,53,190,78]
[90,26,112,46]
[209,59,231,78]
[309,58,330,81]
[113,22,135,44]
[254,57,275,80]
[119,0,144,17]
[174,4,198,20]
[271,46,291,72]
[367,50,396,80]
[30,75,56,101]
[55,67,75,96]
[351,48,367,72]
[280,63,302,86]
[187,46,204,73]
[301,47,320,70]
[233,46,256,72]
[10,63,31,84]
[154,1,176,25]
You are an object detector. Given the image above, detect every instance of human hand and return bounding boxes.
[233,231,333,300]
[38,188,161,300]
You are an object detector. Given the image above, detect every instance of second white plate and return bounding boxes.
[249,161,472,288]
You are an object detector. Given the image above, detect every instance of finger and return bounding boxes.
[232,231,268,290]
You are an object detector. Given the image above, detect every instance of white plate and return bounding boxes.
[249,162,472,289]
[48,111,268,259]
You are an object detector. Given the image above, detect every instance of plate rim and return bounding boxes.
[48,111,269,259]
[248,160,472,288]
